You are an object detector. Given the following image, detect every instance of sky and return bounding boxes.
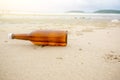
[0,0,120,13]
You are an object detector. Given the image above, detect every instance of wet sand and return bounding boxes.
[0,17,120,80]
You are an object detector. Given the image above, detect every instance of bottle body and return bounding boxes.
[9,30,67,46]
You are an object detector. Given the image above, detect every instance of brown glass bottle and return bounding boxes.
[8,30,67,46]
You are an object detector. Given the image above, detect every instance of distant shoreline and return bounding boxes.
[66,9,120,14]
[0,9,120,15]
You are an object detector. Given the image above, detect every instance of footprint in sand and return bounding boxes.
[79,48,83,51]
[4,41,8,43]
[75,31,83,36]
[104,52,120,63]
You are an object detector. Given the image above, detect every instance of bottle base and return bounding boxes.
[32,41,67,46]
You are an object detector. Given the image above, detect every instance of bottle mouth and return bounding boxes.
[8,33,13,39]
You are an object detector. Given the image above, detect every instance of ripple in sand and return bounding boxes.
[56,57,63,60]
[81,28,93,32]
[0,29,6,32]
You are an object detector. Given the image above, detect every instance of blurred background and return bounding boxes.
[0,0,120,14]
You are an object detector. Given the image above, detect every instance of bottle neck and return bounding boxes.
[12,34,29,40]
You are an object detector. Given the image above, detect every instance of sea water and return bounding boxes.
[0,13,120,19]
[0,13,120,25]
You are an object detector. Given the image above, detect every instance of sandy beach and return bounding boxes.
[0,14,120,80]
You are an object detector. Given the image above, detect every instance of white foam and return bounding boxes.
[111,19,119,23]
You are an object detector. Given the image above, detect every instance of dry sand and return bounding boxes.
[0,17,120,80]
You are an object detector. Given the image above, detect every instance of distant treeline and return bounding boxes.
[94,10,120,13]
[67,9,120,14]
